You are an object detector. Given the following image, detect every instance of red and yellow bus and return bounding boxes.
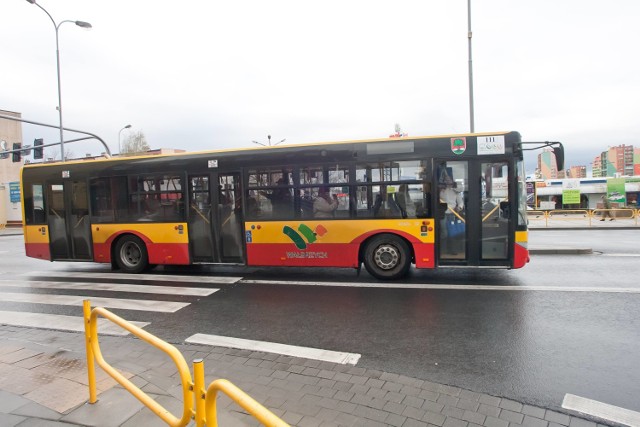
[20,131,562,280]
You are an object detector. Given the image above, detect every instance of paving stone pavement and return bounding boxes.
[0,324,620,427]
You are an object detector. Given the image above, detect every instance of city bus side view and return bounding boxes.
[20,131,563,280]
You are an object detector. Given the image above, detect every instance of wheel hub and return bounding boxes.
[121,243,141,268]
[374,245,399,270]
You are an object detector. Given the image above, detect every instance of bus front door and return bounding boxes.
[435,160,512,267]
[46,181,92,261]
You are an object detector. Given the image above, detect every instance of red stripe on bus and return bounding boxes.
[147,243,190,265]
[349,229,422,245]
[413,243,435,269]
[92,243,111,263]
[247,243,359,267]
[92,242,190,265]
[25,243,51,261]
[513,243,529,269]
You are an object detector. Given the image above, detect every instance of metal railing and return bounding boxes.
[83,300,289,427]
[527,208,639,228]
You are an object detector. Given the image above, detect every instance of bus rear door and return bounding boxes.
[45,180,92,261]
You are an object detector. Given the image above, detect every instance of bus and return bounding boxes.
[20,131,562,280]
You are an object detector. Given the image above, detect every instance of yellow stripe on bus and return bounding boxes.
[515,230,528,243]
[245,219,435,244]
[24,225,50,244]
[92,223,190,244]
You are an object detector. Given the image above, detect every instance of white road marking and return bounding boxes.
[562,393,640,426]
[186,333,361,365]
[600,253,640,257]
[0,310,148,336]
[0,292,189,312]
[0,280,218,296]
[23,271,241,284]
[239,279,640,293]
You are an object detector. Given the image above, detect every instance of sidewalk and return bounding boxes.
[0,325,604,427]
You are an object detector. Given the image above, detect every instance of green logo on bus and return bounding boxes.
[282,224,327,250]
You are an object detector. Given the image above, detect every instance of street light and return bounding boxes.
[26,0,92,162]
[252,135,286,147]
[467,0,475,133]
[118,124,132,155]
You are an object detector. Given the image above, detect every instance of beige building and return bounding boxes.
[0,110,24,226]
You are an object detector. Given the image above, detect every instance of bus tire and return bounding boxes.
[114,235,149,274]
[363,234,411,280]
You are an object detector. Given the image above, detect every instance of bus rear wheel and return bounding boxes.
[363,234,411,280]
[115,235,148,274]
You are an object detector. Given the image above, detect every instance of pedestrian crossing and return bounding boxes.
[0,271,241,335]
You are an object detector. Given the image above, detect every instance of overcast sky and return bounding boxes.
[2,0,639,173]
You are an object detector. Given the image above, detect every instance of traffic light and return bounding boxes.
[0,140,8,160]
[33,138,44,159]
[12,143,21,163]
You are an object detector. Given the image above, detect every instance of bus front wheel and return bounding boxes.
[363,234,411,280]
[115,235,149,274]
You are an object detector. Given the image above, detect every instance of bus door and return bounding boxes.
[188,173,244,263]
[435,160,512,266]
[188,175,215,262]
[46,180,92,261]
[215,173,244,263]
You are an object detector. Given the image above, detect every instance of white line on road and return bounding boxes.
[0,292,189,312]
[185,333,361,365]
[23,271,242,284]
[0,280,218,296]
[600,253,640,257]
[0,310,149,336]
[562,393,640,427]
[239,279,640,293]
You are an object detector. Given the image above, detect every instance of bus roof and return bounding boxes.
[22,130,516,169]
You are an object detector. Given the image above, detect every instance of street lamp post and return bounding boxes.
[118,124,132,155]
[467,0,475,133]
[26,0,92,162]
[252,135,286,147]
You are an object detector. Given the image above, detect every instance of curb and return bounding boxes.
[529,247,593,255]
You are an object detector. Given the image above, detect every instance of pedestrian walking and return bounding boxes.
[600,195,614,221]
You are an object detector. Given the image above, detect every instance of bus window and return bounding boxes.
[24,184,46,225]
[298,186,350,219]
[355,160,429,218]
[90,178,114,222]
[247,167,294,220]
[126,174,184,221]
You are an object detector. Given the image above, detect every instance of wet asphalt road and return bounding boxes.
[1,229,639,414]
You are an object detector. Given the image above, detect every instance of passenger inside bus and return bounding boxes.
[439,179,465,255]
[313,186,339,218]
[373,185,402,218]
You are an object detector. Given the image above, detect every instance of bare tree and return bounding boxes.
[121,131,150,156]
[43,148,76,162]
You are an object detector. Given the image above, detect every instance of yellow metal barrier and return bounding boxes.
[84,300,193,427]
[203,379,289,427]
[83,300,289,427]
[527,210,549,227]
[528,208,639,227]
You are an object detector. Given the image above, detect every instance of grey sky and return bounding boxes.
[2,0,639,173]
